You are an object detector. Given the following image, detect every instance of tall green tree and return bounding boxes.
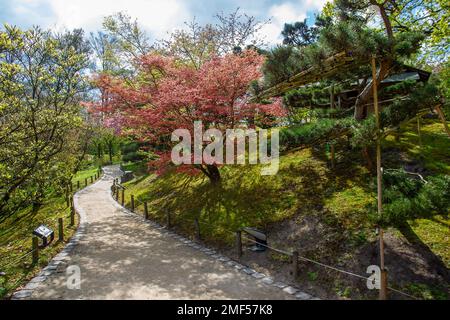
[159,8,269,69]
[0,25,91,218]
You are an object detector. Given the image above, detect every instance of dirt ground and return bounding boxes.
[222,214,450,300]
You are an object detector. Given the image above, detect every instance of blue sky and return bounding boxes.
[0,0,327,45]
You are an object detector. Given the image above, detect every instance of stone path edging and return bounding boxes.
[12,166,318,300]
[108,187,318,300]
[11,173,102,300]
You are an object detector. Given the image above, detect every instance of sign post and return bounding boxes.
[32,225,54,247]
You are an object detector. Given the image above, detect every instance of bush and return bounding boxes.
[371,170,450,226]
[122,151,147,162]
[121,141,148,162]
[279,118,354,150]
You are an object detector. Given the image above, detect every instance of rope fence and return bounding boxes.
[0,169,102,292]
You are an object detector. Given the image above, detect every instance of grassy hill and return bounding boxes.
[119,118,449,299]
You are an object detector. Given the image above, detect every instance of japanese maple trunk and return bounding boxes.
[206,164,221,184]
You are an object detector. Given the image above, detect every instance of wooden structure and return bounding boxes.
[255,51,359,100]
[255,51,433,121]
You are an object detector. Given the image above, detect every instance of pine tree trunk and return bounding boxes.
[362,147,374,172]
[354,59,392,120]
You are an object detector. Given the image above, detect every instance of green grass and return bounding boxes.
[122,149,313,241]
[117,118,448,298]
[383,118,450,174]
[120,121,448,250]
[120,147,375,247]
[121,160,148,176]
[408,216,450,268]
[383,118,450,268]
[0,166,101,299]
[0,197,77,298]
[324,185,375,231]
[403,282,448,300]
[71,167,100,188]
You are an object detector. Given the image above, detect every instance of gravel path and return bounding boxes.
[19,165,303,300]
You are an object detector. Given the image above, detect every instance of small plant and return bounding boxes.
[307,271,318,281]
[269,252,291,263]
[404,283,448,300]
[336,286,352,298]
[349,230,368,247]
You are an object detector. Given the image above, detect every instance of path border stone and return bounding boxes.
[11,170,104,300]
[107,181,318,300]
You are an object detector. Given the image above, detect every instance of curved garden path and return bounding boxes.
[19,165,306,300]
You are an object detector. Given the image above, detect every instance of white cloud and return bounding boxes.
[258,0,328,46]
[8,0,328,45]
[13,0,191,39]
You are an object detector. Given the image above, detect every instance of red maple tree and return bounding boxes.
[90,50,285,183]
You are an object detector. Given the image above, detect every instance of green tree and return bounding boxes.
[159,8,269,69]
[0,25,91,219]
[282,20,315,46]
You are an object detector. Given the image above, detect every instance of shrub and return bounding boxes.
[371,170,450,226]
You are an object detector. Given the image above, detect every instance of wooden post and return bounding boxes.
[435,105,450,137]
[372,56,387,300]
[144,202,149,220]
[166,210,171,229]
[121,189,125,206]
[84,178,87,187]
[70,206,75,226]
[236,231,242,260]
[330,84,336,169]
[380,268,388,300]
[417,117,422,147]
[67,195,72,210]
[292,251,299,279]
[330,144,336,169]
[58,218,64,242]
[395,127,401,142]
[77,180,80,190]
[194,218,201,241]
[69,182,73,193]
[131,195,135,212]
[66,193,70,207]
[330,84,335,109]
[32,236,39,264]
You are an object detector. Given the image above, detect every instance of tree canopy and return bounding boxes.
[90,49,284,183]
[0,25,92,218]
